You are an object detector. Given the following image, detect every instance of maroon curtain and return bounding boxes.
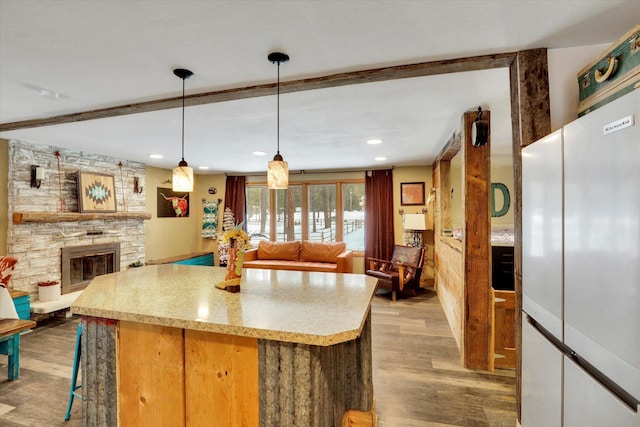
[224,176,246,229]
[365,169,394,267]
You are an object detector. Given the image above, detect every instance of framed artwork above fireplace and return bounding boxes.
[77,172,117,213]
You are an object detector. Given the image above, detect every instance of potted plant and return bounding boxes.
[38,280,60,302]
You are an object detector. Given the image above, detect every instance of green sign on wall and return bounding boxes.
[491,183,510,217]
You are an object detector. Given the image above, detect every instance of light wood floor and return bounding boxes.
[0,288,516,426]
[371,288,516,426]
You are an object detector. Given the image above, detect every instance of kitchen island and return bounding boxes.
[71,265,378,427]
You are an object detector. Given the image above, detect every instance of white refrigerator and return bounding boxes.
[521,90,640,426]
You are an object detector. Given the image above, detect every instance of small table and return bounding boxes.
[0,318,37,380]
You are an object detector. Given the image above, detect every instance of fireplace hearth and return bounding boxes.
[61,243,121,294]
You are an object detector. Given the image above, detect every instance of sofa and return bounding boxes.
[243,240,353,273]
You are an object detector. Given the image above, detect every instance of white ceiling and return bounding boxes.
[1,1,638,174]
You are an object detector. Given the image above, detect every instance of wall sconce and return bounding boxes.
[399,208,427,216]
[31,165,44,188]
[133,177,144,194]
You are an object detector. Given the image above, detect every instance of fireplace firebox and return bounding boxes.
[61,243,120,294]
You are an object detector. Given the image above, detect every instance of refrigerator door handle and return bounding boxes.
[527,314,640,412]
[570,352,640,413]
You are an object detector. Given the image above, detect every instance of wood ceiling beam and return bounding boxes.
[435,129,462,163]
[0,52,516,132]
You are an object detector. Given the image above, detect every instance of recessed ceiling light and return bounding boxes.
[375,156,387,161]
[149,154,163,159]
[198,166,209,170]
[253,150,266,156]
[39,89,63,100]
[367,139,382,145]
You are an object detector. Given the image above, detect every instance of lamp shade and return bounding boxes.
[403,213,426,231]
[267,158,289,189]
[172,163,193,192]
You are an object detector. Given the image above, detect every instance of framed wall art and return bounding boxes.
[157,187,190,217]
[77,172,117,213]
[400,182,425,206]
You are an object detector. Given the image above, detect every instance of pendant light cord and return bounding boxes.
[277,60,280,156]
[181,76,185,162]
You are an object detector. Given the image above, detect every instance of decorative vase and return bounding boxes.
[216,238,244,293]
[38,281,61,302]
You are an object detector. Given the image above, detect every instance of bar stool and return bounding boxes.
[65,323,82,420]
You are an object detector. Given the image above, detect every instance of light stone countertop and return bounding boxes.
[71,265,378,346]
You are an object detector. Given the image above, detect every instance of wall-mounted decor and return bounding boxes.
[157,187,189,217]
[491,182,511,217]
[78,172,117,213]
[400,182,425,206]
[202,199,219,239]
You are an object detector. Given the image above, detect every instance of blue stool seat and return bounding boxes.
[65,323,82,420]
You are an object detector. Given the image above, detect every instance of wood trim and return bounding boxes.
[494,290,516,369]
[0,53,516,132]
[515,49,551,149]
[462,110,493,371]
[12,211,151,224]
[435,129,462,163]
[438,160,452,233]
[509,55,524,422]
[510,48,551,421]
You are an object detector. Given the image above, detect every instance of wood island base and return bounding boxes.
[72,266,378,427]
[81,313,373,427]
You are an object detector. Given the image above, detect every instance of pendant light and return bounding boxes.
[267,52,289,189]
[172,68,194,192]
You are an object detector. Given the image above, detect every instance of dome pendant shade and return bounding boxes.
[268,153,289,189]
[173,68,194,192]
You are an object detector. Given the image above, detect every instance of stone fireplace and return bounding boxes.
[61,243,121,294]
[6,140,148,299]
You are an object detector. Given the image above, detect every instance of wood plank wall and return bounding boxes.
[433,155,465,354]
[433,234,464,352]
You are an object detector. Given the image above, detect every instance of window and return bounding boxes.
[245,185,270,240]
[342,183,365,251]
[308,184,336,242]
[246,179,365,251]
[275,186,302,242]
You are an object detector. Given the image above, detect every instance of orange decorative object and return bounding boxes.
[0,256,18,287]
[216,239,244,293]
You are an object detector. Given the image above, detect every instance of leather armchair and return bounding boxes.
[366,245,424,301]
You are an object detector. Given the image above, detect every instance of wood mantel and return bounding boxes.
[12,212,152,224]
